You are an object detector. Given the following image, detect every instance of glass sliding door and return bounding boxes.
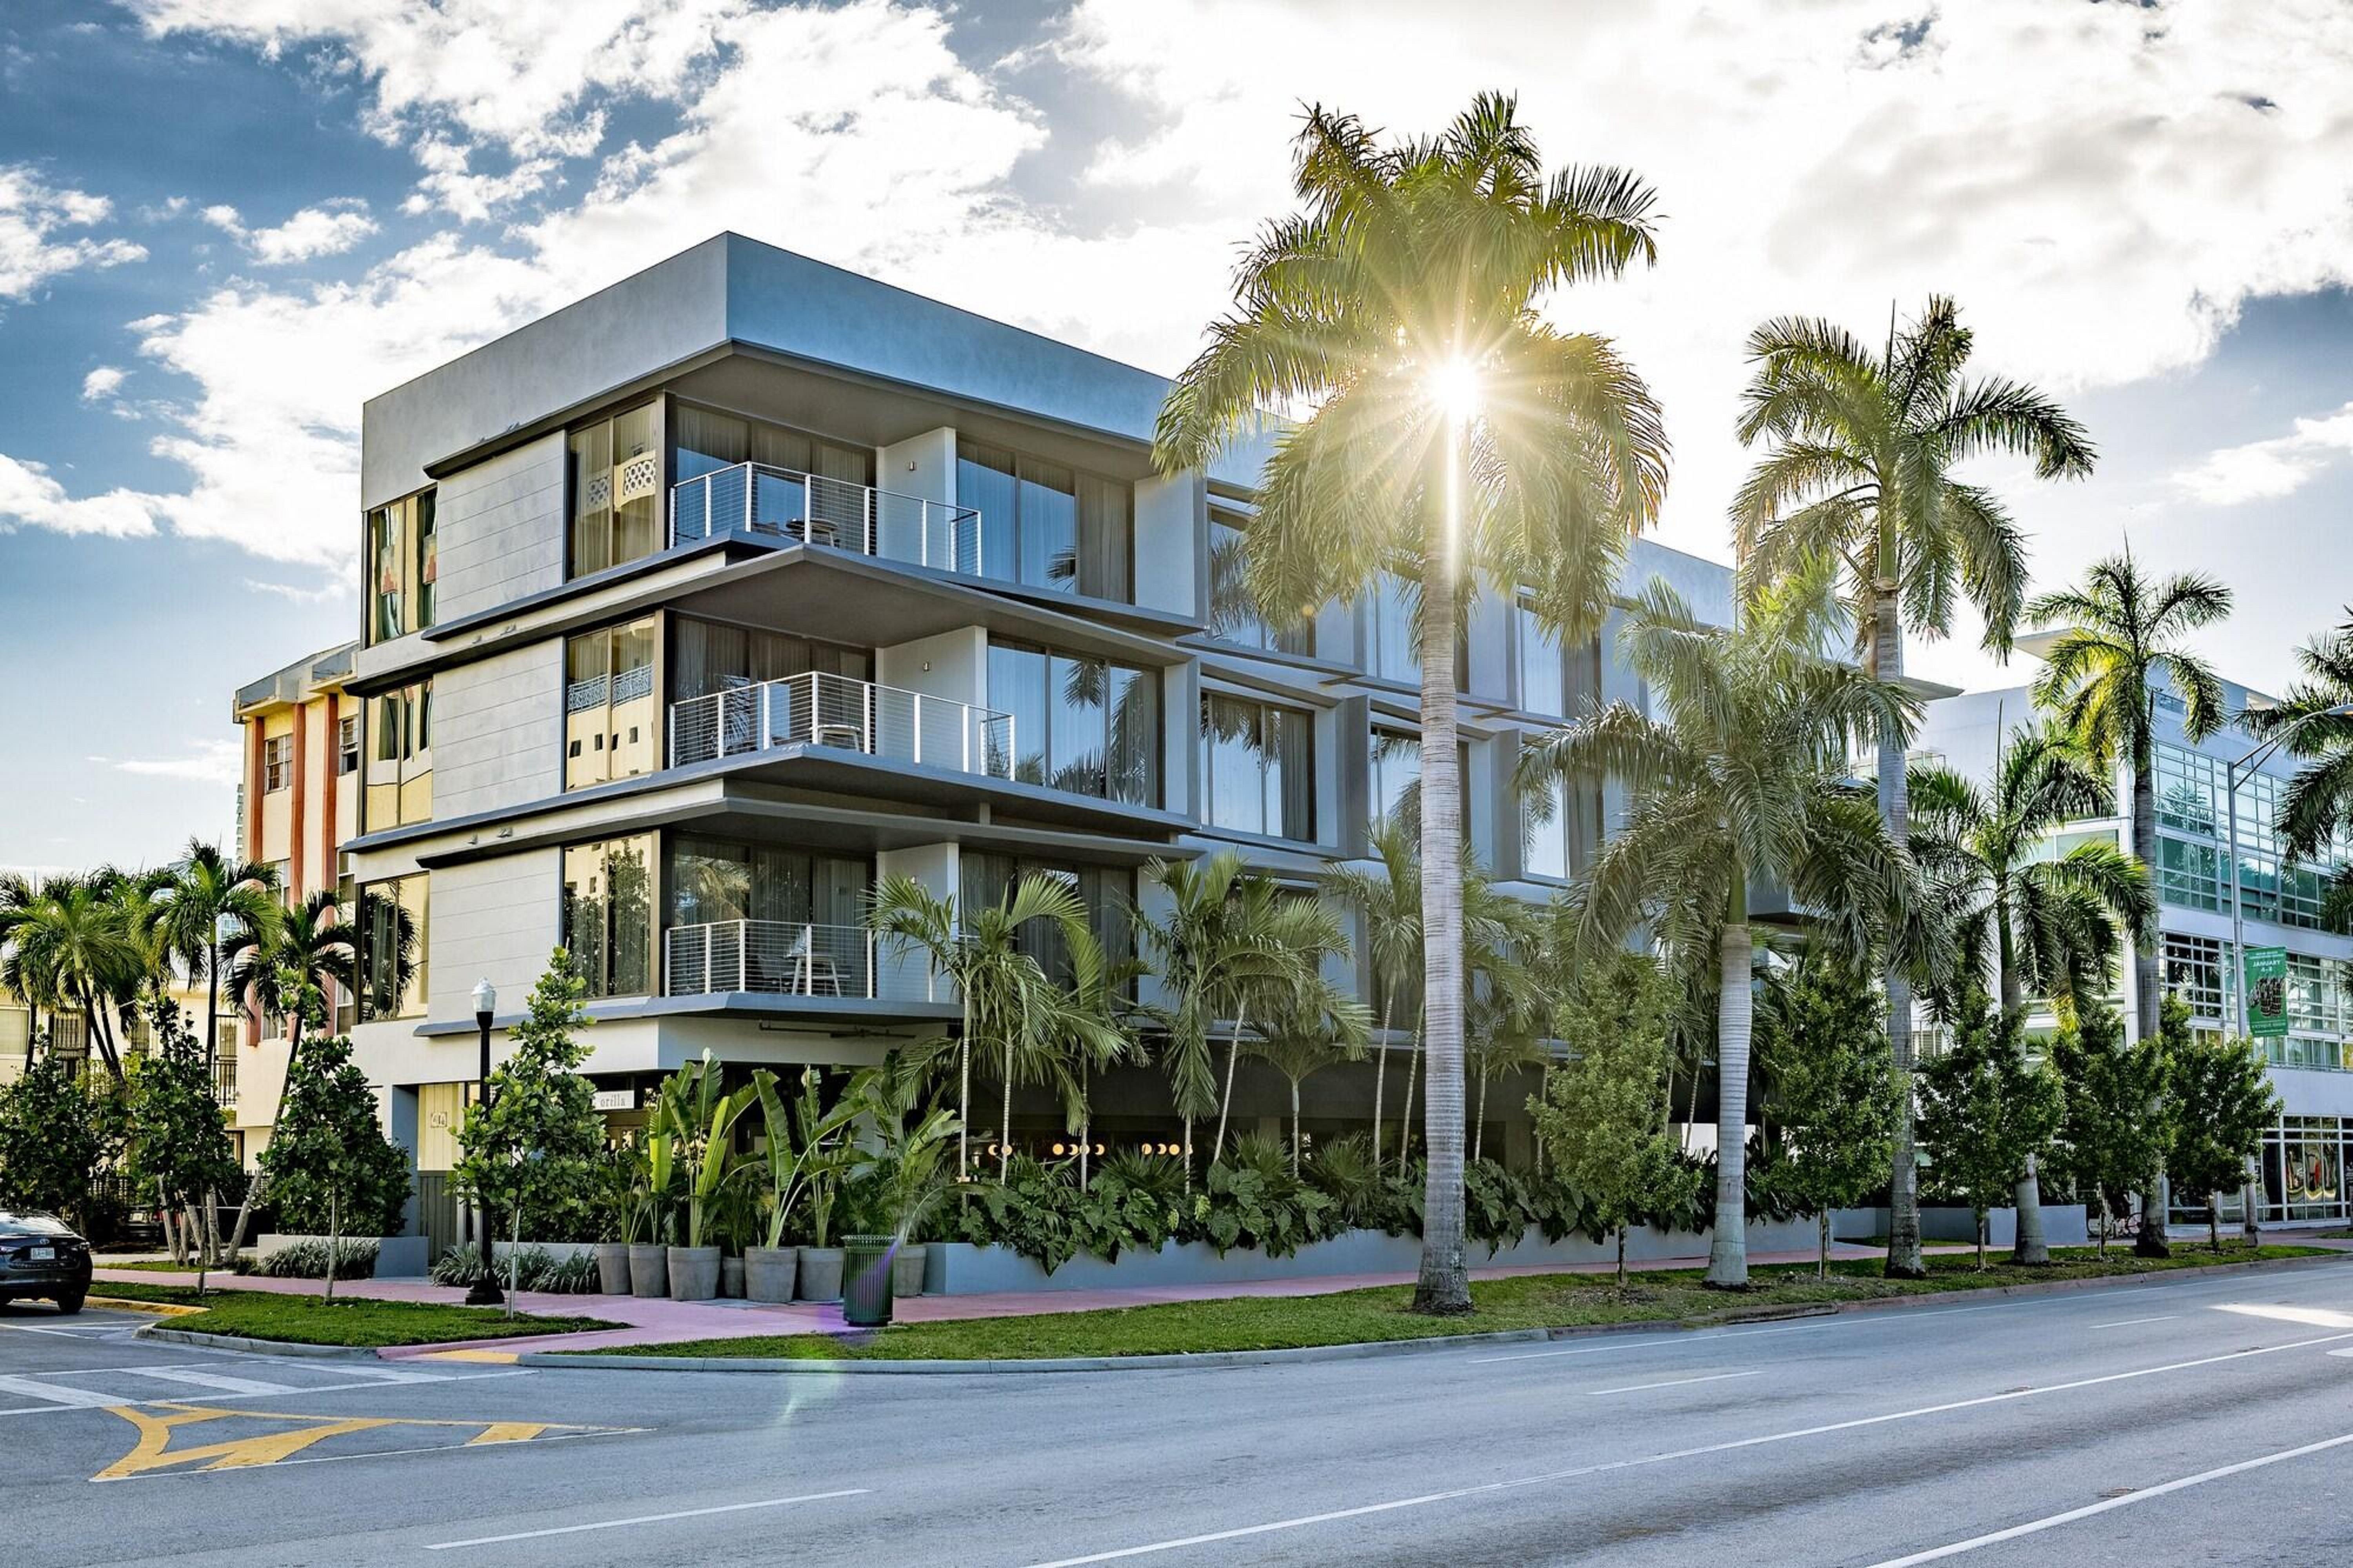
[1201,692,1314,841]
[568,402,664,576]
[987,638,1159,805]
[562,836,656,999]
[957,439,1132,601]
[565,617,659,790]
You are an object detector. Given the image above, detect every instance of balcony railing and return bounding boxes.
[670,461,982,576]
[664,920,945,1003]
[668,670,1015,778]
[210,1052,238,1107]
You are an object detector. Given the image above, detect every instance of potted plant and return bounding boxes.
[628,1128,670,1298]
[654,1052,754,1302]
[593,1139,636,1295]
[789,1068,856,1302]
[713,1145,760,1299]
[744,1067,850,1304]
[850,1061,960,1297]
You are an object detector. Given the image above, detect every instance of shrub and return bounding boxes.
[1193,1134,1334,1257]
[429,1245,604,1292]
[239,1238,378,1280]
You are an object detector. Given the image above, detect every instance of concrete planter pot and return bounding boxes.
[594,1244,631,1295]
[890,1243,928,1298]
[667,1245,722,1301]
[721,1255,746,1299]
[796,1246,845,1302]
[627,1243,668,1298]
[744,1246,798,1303]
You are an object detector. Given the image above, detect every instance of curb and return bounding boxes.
[86,1296,206,1318]
[518,1251,2353,1376]
[132,1325,382,1359]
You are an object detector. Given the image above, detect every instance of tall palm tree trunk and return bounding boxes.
[1370,990,1393,1166]
[2128,736,2171,1256]
[1211,1005,1249,1163]
[1291,1079,1303,1177]
[1398,1023,1421,1174]
[1705,915,1754,1289]
[1473,1070,1488,1164]
[1000,1039,1015,1183]
[1413,473,1471,1315]
[1996,928,2052,1266]
[1873,576,1927,1279]
[957,994,972,1181]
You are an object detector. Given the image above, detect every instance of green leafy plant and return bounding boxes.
[1195,1134,1334,1257]
[647,1051,755,1251]
[239,1238,378,1280]
[124,1000,241,1288]
[1752,952,1900,1275]
[2164,1014,2280,1252]
[261,1029,410,1300]
[2050,1000,2168,1254]
[1917,994,2065,1268]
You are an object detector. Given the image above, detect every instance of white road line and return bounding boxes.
[420,1488,871,1548]
[0,1366,531,1419]
[2212,1302,2353,1329]
[120,1366,298,1395]
[1017,1328,2353,1568]
[2086,1315,2178,1329]
[1584,1371,1762,1397]
[0,1374,121,1408]
[1862,1429,2353,1566]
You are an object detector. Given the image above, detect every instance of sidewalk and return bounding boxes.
[94,1240,1922,1358]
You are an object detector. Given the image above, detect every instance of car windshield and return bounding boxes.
[0,1212,71,1236]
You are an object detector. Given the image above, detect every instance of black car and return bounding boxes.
[0,1210,92,1314]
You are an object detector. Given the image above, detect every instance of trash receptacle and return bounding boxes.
[841,1235,895,1327]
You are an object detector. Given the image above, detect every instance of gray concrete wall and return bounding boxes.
[430,637,564,820]
[434,432,569,623]
[423,848,562,1025]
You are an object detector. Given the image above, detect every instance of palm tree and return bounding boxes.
[1249,984,1371,1174]
[1155,94,1668,1314]
[2029,554,2230,1257]
[1733,296,2096,1277]
[8,870,146,1077]
[1909,725,2156,1263]
[149,841,282,1078]
[1320,821,1422,1171]
[2241,612,2353,920]
[1,871,76,1064]
[868,872,1101,1182]
[1522,567,1922,1287]
[1464,893,1553,1165]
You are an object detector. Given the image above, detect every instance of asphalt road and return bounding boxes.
[7,1260,2353,1566]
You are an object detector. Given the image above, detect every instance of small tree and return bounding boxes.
[0,1049,126,1236]
[262,1031,410,1301]
[1530,950,1691,1286]
[2049,1001,2167,1255]
[124,1002,238,1291]
[453,951,605,1311]
[2164,1023,2280,1253]
[1755,954,1897,1277]
[1916,994,2064,1268]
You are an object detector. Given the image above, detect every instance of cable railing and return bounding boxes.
[668,670,1015,778]
[670,460,983,576]
[664,919,946,1003]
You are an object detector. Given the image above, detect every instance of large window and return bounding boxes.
[2155,745,2223,838]
[357,874,427,1021]
[1524,770,1602,883]
[262,734,292,793]
[1368,728,1470,837]
[567,403,664,577]
[565,618,659,790]
[1201,693,1313,840]
[366,489,437,644]
[1365,571,1470,691]
[1208,509,1311,655]
[960,851,1135,987]
[988,640,1160,805]
[958,441,1131,600]
[336,715,359,776]
[562,836,656,1000]
[665,835,872,997]
[2163,932,2230,1021]
[670,616,869,701]
[2157,835,2222,912]
[1515,598,1602,718]
[364,681,432,830]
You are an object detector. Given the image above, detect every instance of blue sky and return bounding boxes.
[5,1,2353,872]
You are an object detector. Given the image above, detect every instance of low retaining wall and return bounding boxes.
[926,1217,1824,1296]
[1833,1205,2092,1248]
[256,1233,430,1279]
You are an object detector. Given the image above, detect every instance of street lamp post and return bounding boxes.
[2220,702,2353,1246]
[465,978,502,1308]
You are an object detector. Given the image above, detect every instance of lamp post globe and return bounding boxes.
[466,978,502,1306]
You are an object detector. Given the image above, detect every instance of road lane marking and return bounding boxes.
[1584,1371,1762,1397]
[0,1374,121,1408]
[2086,1316,2178,1329]
[94,1402,636,1481]
[1861,1428,2353,1566]
[421,1489,871,1548]
[1016,1327,2353,1568]
[120,1367,299,1395]
[0,1367,532,1420]
[2212,1302,2353,1329]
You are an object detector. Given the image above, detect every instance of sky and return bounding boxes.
[5,0,2353,874]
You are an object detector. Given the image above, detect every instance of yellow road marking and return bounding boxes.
[93,1403,624,1481]
[414,1349,520,1364]
[84,1297,206,1317]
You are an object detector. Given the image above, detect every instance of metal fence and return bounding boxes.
[669,460,982,575]
[667,669,1015,778]
[663,919,943,1003]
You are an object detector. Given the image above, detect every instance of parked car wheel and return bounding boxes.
[53,1290,84,1315]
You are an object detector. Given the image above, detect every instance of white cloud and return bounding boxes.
[80,365,126,402]
[244,575,352,603]
[2173,402,2353,505]
[0,164,145,301]
[0,453,164,539]
[111,739,243,787]
[202,198,380,263]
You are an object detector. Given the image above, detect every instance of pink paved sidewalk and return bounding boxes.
[94,1240,1912,1359]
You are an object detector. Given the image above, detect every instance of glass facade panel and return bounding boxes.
[1200,693,1313,840]
[666,835,868,930]
[987,640,1158,805]
[364,681,432,829]
[357,874,427,1021]
[567,402,664,576]
[956,440,1131,600]
[960,851,1134,988]
[1207,510,1311,655]
[2157,835,2222,911]
[2162,932,2230,1022]
[562,836,657,999]
[1523,770,1602,883]
[365,490,438,645]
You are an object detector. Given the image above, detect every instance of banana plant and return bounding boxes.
[750,1066,858,1250]
[654,1052,756,1250]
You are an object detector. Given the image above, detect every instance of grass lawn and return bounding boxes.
[100,1258,249,1273]
[87,1282,617,1347]
[594,1243,2336,1363]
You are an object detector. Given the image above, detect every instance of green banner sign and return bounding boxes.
[2244,945,2289,1038]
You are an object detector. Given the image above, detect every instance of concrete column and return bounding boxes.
[875,427,958,566]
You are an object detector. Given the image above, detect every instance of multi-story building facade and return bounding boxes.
[225,639,362,1163]
[308,233,1731,1226]
[1917,657,2353,1228]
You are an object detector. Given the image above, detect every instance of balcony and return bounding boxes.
[668,669,1015,779]
[664,919,944,1003]
[671,461,980,576]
